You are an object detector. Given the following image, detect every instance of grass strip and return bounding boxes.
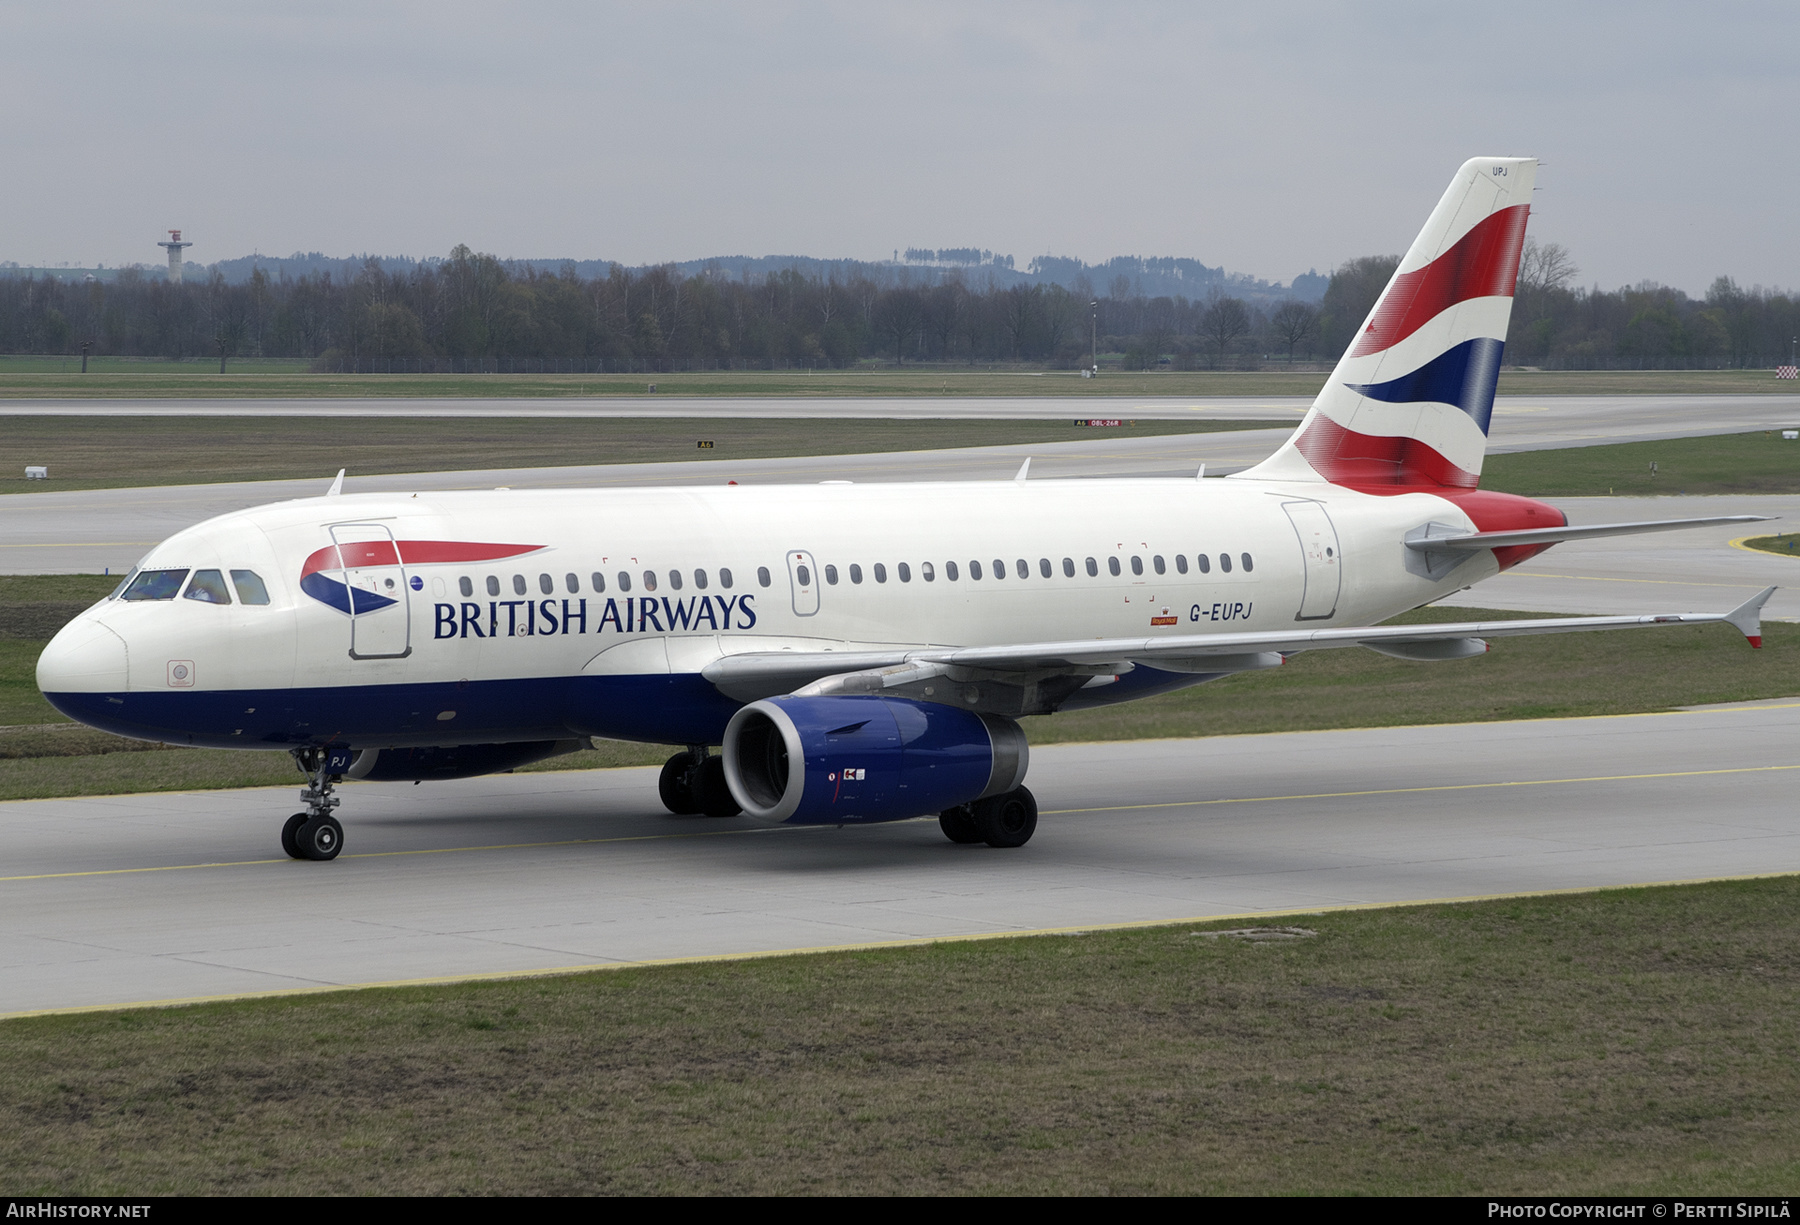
[1742,533,1800,559]
[1,367,1794,399]
[1482,430,1800,497]
[0,415,1277,493]
[2,875,1797,1194]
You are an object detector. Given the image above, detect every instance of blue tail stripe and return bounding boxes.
[1345,337,1506,435]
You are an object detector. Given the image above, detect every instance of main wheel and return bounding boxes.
[938,804,982,844]
[694,755,742,818]
[281,813,309,860]
[971,787,1037,848]
[296,814,344,861]
[658,751,700,815]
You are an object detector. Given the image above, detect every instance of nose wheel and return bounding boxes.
[285,746,349,861]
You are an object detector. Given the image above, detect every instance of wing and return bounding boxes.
[701,587,1778,707]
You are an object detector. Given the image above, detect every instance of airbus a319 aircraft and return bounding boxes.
[37,157,1775,860]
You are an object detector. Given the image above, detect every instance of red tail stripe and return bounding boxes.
[1349,205,1530,358]
[1293,416,1478,492]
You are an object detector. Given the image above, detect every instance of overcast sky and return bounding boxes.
[6,1,1794,294]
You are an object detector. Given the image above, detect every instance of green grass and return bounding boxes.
[0,415,1279,493]
[1743,533,1800,558]
[4,875,1798,1194]
[5,577,1791,800]
[1483,431,1800,497]
[0,366,1793,399]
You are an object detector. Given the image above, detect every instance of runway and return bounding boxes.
[3,392,1799,440]
[6,698,1798,1016]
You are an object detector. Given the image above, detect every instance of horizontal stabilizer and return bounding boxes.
[1724,586,1777,648]
[1406,515,1773,553]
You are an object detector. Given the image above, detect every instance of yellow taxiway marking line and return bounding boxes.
[7,763,1797,886]
[0,825,802,883]
[0,541,158,549]
[1042,762,1800,816]
[7,867,1798,1021]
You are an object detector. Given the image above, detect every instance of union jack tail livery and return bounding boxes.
[1245,157,1536,492]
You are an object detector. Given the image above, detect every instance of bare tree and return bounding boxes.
[1269,300,1318,363]
[1516,239,1579,296]
[1199,295,1251,369]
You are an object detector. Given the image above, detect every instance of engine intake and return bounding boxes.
[721,696,1028,825]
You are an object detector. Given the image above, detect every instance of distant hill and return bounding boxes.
[1,250,1328,304]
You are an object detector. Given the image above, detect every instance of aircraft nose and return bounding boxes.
[36,617,129,703]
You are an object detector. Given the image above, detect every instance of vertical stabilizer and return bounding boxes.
[1239,157,1536,491]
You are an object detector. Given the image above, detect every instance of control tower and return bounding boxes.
[156,230,192,283]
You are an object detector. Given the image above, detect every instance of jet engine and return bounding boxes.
[720,695,1028,825]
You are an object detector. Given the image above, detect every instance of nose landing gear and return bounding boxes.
[285,746,349,861]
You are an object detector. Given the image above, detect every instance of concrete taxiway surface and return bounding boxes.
[5,699,1797,1016]
[3,392,1798,439]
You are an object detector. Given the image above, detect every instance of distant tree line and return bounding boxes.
[1,241,1794,371]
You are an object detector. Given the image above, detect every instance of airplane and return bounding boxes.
[36,156,1775,861]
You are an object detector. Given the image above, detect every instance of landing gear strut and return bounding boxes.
[285,746,347,861]
[658,746,741,818]
[940,786,1038,848]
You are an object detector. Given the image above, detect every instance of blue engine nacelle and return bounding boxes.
[344,739,586,782]
[720,696,1029,826]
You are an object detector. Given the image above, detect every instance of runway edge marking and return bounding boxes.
[6,869,1799,1022]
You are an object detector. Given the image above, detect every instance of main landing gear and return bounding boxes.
[284,746,347,861]
[658,746,742,818]
[940,786,1038,848]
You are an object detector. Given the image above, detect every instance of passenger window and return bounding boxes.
[230,570,271,605]
[796,564,812,586]
[1220,554,1233,573]
[512,574,527,596]
[720,568,734,589]
[121,569,188,601]
[874,563,887,584]
[1130,556,1143,576]
[991,559,1005,580]
[898,562,911,583]
[757,566,772,587]
[970,560,983,580]
[1242,553,1254,572]
[540,573,554,595]
[1063,558,1075,577]
[945,561,958,581]
[183,569,232,604]
[1175,555,1188,575]
[1153,555,1165,575]
[824,564,838,585]
[694,570,708,590]
[1197,554,1211,574]
[643,571,658,592]
[565,573,579,594]
[1108,557,1121,577]
[669,570,683,591]
[1085,557,1098,577]
[459,576,474,597]
[1039,558,1052,578]
[849,564,863,584]
[921,562,934,582]
[618,572,632,592]
[591,572,606,593]
[1015,559,1028,579]
[487,575,501,596]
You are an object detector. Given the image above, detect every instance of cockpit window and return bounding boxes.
[183,570,232,604]
[109,568,139,599]
[231,570,271,605]
[120,569,189,601]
